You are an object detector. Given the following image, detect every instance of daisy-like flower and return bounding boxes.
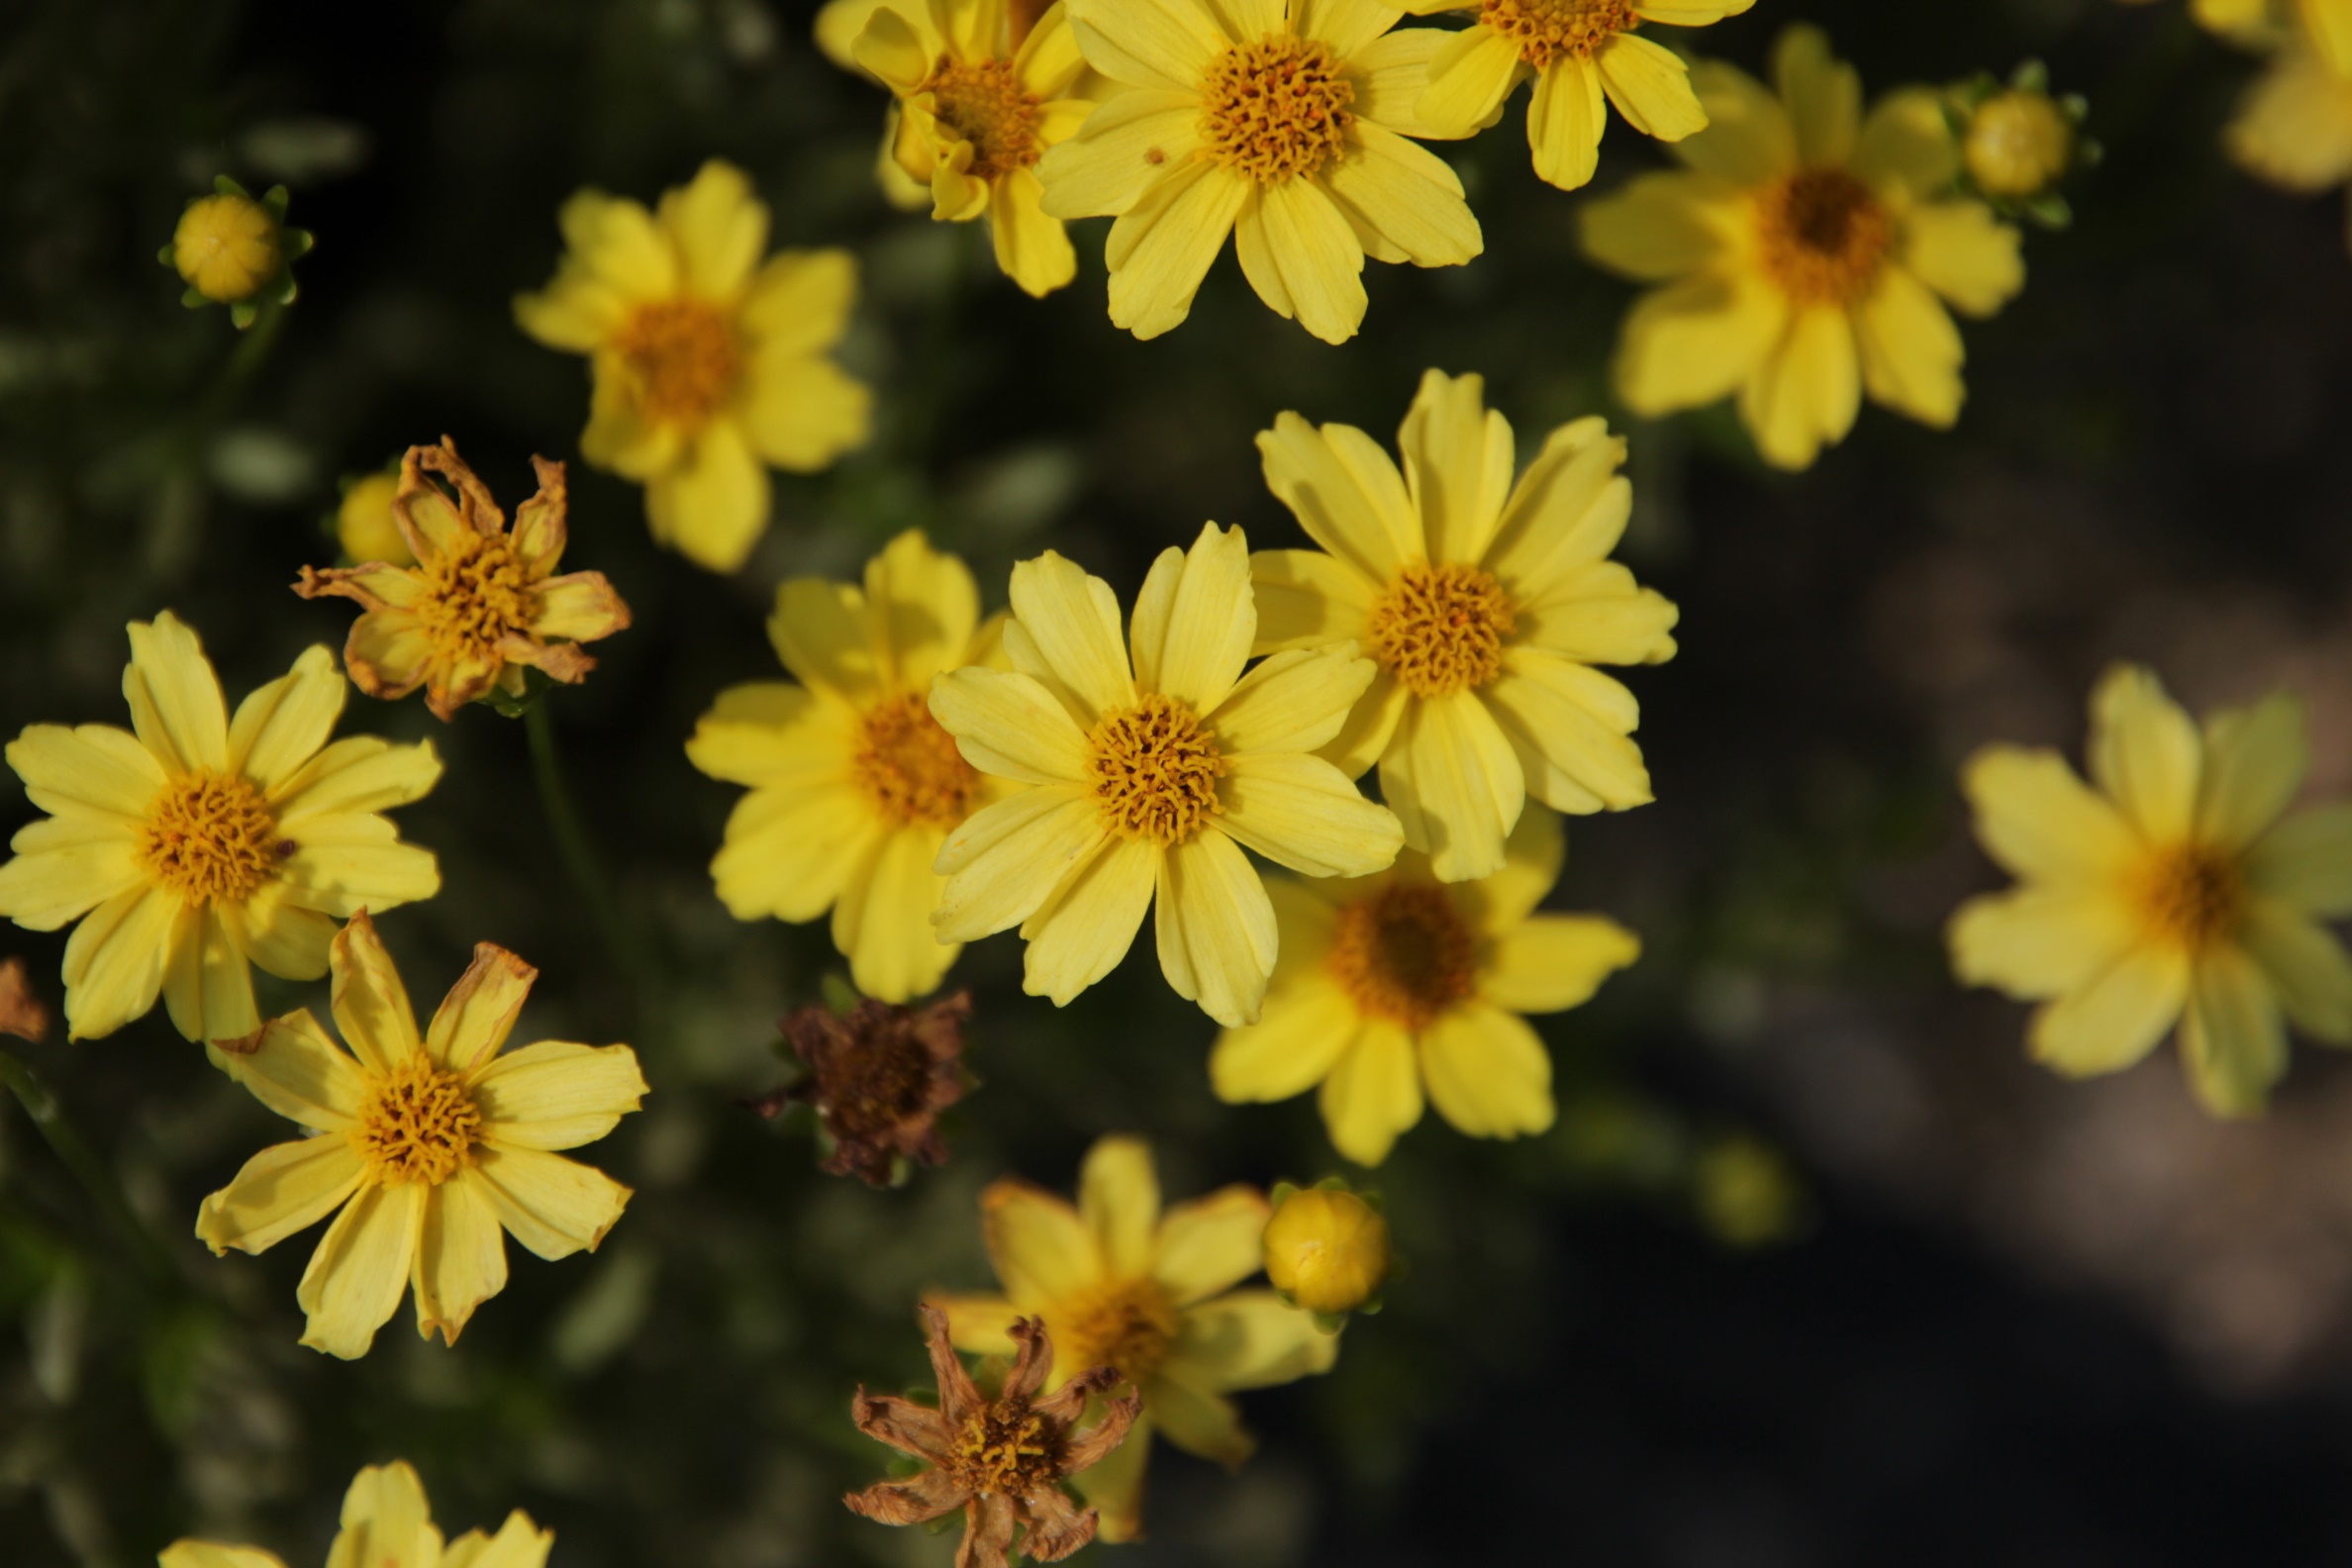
[1413,0,1752,190]
[197,912,646,1358]
[1579,26,2026,470]
[1214,806,1636,1162]
[1949,665,2352,1118]
[514,160,871,574]
[849,0,1094,296]
[930,1136,1336,1541]
[1034,0,1483,343]
[2220,10,2352,250]
[1250,369,1676,883]
[159,1460,550,1568]
[0,613,440,1045]
[687,530,1015,1003]
[296,440,632,722]
[928,523,1403,1027]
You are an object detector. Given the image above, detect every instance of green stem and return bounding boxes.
[0,1049,174,1284]
[524,700,655,1020]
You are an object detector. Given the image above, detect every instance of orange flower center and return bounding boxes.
[1754,168,1892,307]
[1366,562,1517,699]
[1480,0,1636,70]
[946,1403,1055,1495]
[616,299,742,428]
[1202,35,1356,184]
[352,1058,484,1186]
[1326,881,1477,1030]
[1086,694,1227,846]
[418,529,532,664]
[924,56,1043,181]
[852,690,983,829]
[1055,1276,1178,1384]
[141,770,282,906]
[2136,844,2244,951]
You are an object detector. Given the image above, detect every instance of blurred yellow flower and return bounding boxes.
[171,191,278,303]
[514,160,871,573]
[687,530,1012,1003]
[2197,0,2352,71]
[1261,1182,1388,1315]
[198,912,645,1358]
[1950,665,2352,1118]
[1035,0,1482,343]
[0,613,440,1045]
[1250,369,1676,882]
[847,0,1093,296]
[929,1135,1334,1542]
[297,440,632,722]
[1962,89,2074,201]
[1214,806,1636,1163]
[2224,16,2352,248]
[335,469,413,567]
[928,524,1402,1027]
[1414,0,1753,190]
[1580,26,2025,470]
[159,1459,551,1568]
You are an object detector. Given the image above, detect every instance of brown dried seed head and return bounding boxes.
[783,991,972,1185]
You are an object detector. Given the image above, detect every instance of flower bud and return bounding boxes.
[335,471,413,566]
[1963,90,2075,201]
[172,192,281,304]
[1263,1186,1389,1317]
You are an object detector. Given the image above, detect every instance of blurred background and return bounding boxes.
[7,0,2352,1563]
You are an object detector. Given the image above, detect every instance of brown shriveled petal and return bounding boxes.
[1003,1314,1055,1404]
[497,629,598,684]
[511,453,570,572]
[843,1463,967,1526]
[1052,1382,1143,1477]
[851,1388,955,1462]
[1016,1483,1100,1563]
[415,435,506,537]
[0,957,51,1043]
[1029,1362,1121,1430]
[958,1494,1020,1568]
[919,1301,987,1425]
[785,992,971,1186]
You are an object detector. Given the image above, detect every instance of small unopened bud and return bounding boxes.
[1964,90,2075,201]
[172,192,280,303]
[1263,1185,1389,1317]
[335,471,413,566]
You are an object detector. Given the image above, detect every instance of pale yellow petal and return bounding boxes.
[160,1545,286,1568]
[0,819,142,931]
[277,837,441,921]
[1105,160,1248,341]
[686,682,850,788]
[647,422,770,573]
[1164,1290,1335,1392]
[1523,55,1606,189]
[272,735,442,820]
[329,911,422,1075]
[326,1461,440,1568]
[1007,549,1135,718]
[2027,943,2190,1079]
[932,1290,1022,1355]
[834,824,960,1003]
[229,1009,369,1130]
[1129,522,1255,711]
[1738,304,1861,471]
[1322,122,1484,267]
[934,785,1108,941]
[1323,666,1408,779]
[1144,1373,1251,1465]
[991,166,1078,296]
[470,1144,631,1260]
[1772,24,1858,166]
[710,784,885,923]
[419,942,536,1074]
[123,611,230,775]
[2247,805,2352,917]
[1318,1022,1422,1165]
[1482,914,1639,1013]
[2196,691,2307,853]
[2240,898,2352,1043]
[1079,1134,1161,1280]
[1233,176,1367,345]
[297,1178,423,1359]
[1155,831,1279,1027]
[195,1135,366,1255]
[4,722,164,821]
[1399,368,1515,568]
[1960,744,2139,885]
[930,668,1092,783]
[552,189,677,300]
[59,883,175,1041]
[738,248,858,358]
[1255,411,1421,582]
[1948,886,2140,1001]
[981,1177,1103,1306]
[1019,835,1155,1004]
[225,878,340,981]
[1205,646,1372,755]
[1676,58,1797,184]
[1597,32,1708,142]
[1514,565,1679,667]
[475,1041,646,1150]
[1416,26,1522,138]
[1460,799,1562,930]
[1902,201,2024,319]
[439,1514,552,1568]
[1379,688,1523,882]
[1064,0,1227,91]
[1420,1002,1554,1139]
[1219,752,1404,879]
[1854,265,1963,429]
[1211,975,1359,1102]
[1609,269,1789,417]
[1247,549,1375,655]
[1150,1183,1270,1305]
[2181,942,2288,1118]
[226,644,345,794]
[739,351,871,472]
[412,1172,510,1345]
[2088,664,2202,845]
[1576,170,1739,280]
[2227,46,2352,192]
[1852,86,1959,194]
[1484,654,1652,817]
[1034,89,1204,219]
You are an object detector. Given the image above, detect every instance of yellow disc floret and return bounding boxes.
[416,529,533,666]
[1086,694,1228,845]
[1754,168,1893,306]
[1202,36,1357,184]
[352,1058,486,1186]
[1365,562,1517,699]
[172,192,279,303]
[1481,0,1637,70]
[1325,881,1475,1030]
[615,299,744,428]
[1263,1187,1391,1315]
[925,57,1045,180]
[141,771,282,906]
[852,690,984,828]
[2136,844,2245,951]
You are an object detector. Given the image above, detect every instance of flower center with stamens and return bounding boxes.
[1479,0,1636,70]
[1056,1277,1178,1384]
[946,1403,1056,1496]
[352,1058,485,1185]
[854,691,983,828]
[1366,563,1518,698]
[1326,882,1477,1030]
[1086,694,1228,845]
[418,529,533,664]
[616,299,743,428]
[1754,168,1892,306]
[2136,844,2244,951]
[923,57,1044,181]
[1202,35,1356,184]
[141,771,281,906]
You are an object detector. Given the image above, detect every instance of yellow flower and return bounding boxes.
[335,469,413,567]
[1249,368,1676,882]
[1949,665,2352,1118]
[159,1459,551,1568]
[172,192,278,303]
[2224,17,2352,248]
[296,440,633,722]
[929,1135,1336,1542]
[928,523,1403,1027]
[0,613,441,1045]
[1035,0,1483,343]
[1580,26,2026,470]
[514,160,872,574]
[2197,0,2352,71]
[1213,806,1636,1162]
[197,912,646,1358]
[1962,89,2075,201]
[1261,1182,1388,1315]
[848,0,1094,296]
[1414,0,1753,190]
[687,530,1013,1003]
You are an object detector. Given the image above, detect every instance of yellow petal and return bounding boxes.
[1461,800,1562,930]
[297,1178,423,1360]
[2181,943,2287,1118]
[1379,689,1524,882]
[711,784,884,923]
[2240,898,2352,1043]
[1212,974,1357,1102]
[1019,835,1156,1004]
[1515,566,1680,667]
[1164,1290,1335,1390]
[412,1172,509,1346]
[1035,89,1204,219]
[0,815,142,931]
[1772,23,1858,166]
[990,166,1077,296]
[330,911,422,1075]
[2227,45,2352,191]
[196,1134,365,1255]
[1902,201,2024,319]
[1219,752,1404,879]
[1318,1022,1422,1165]
[1420,1002,1554,1138]
[1485,657,1654,823]
[438,1515,552,1568]
[222,866,337,981]
[1319,122,1483,268]
[1416,26,1522,138]
[1145,1372,1252,1465]
[1062,0,1226,91]
[1071,1409,1151,1539]
[1150,1182,1270,1305]
[647,422,770,574]
[1597,32,1708,141]
[1524,54,1606,189]
[531,573,631,642]
[123,611,231,776]
[686,682,848,788]
[1949,886,2140,1001]
[1853,86,1959,194]
[553,189,677,299]
[327,1461,441,1568]
[852,5,931,88]
[230,1009,369,1130]
[1248,548,1374,656]
[738,248,858,357]
[1959,744,2138,884]
[771,575,881,704]
[1233,176,1367,344]
[1104,160,1248,340]
[981,1177,1102,1306]
[5,721,164,821]
[931,668,1092,783]
[227,644,345,794]
[1255,412,1420,583]
[1855,265,1963,429]
[1128,521,1256,712]
[1006,548,1135,718]
[1482,914,1639,1013]
[161,1545,286,1568]
[1155,831,1278,1027]
[272,735,442,820]
[59,883,175,1041]
[1399,369,1516,569]
[1346,23,1470,138]
[417,943,534,1075]
[931,1290,1022,1355]
[1677,57,1795,183]
[834,824,959,1003]
[1738,304,1861,471]
[2196,690,2307,853]
[2088,664,2202,845]
[1206,646,1371,755]
[657,161,768,300]
[2247,805,2352,917]
[471,1144,631,1260]
[1609,268,1789,417]
[278,838,441,922]
[475,1041,646,1151]
[934,785,1108,941]
[1324,667,1409,779]
[2027,942,2190,1079]
[739,351,872,472]
[1018,1,1089,92]
[1080,1134,1161,1279]
[1577,169,1737,281]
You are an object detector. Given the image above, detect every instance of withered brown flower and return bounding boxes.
[781,992,969,1186]
[0,957,49,1042]
[845,1304,1138,1568]
[295,438,631,721]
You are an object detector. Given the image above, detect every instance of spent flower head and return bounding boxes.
[160,175,313,328]
[779,989,972,1185]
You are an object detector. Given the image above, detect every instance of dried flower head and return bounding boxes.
[782,991,970,1185]
[845,1304,1139,1568]
[0,957,50,1042]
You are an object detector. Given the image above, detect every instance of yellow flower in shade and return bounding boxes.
[296,440,632,722]
[2224,19,2352,249]
[2197,0,2352,72]
[1213,805,1637,1163]
[514,160,872,574]
[1034,0,1483,343]
[928,524,1404,1027]
[929,1135,1336,1542]
[0,613,441,1045]
[849,0,1095,296]
[159,1460,551,1568]
[1413,0,1752,190]
[1579,26,2026,471]
[1949,665,2352,1118]
[1249,369,1677,883]
[687,531,1013,1003]
[172,192,277,303]
[1262,1182,1389,1315]
[335,469,413,568]
[1962,89,2075,203]
[198,912,646,1358]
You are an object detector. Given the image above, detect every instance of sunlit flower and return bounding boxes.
[1950,664,2352,1117]
[514,160,871,573]
[158,1459,551,1568]
[929,524,1403,1027]
[161,176,312,328]
[1214,806,1636,1162]
[2223,15,2352,249]
[1262,1180,1388,1316]
[296,440,632,722]
[1035,0,1482,343]
[0,613,441,1045]
[687,530,1014,1003]
[776,990,972,1184]
[1580,26,2026,470]
[930,1136,1335,1541]
[1250,369,1676,882]
[1413,0,1753,190]
[197,912,646,1358]
[334,468,413,568]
